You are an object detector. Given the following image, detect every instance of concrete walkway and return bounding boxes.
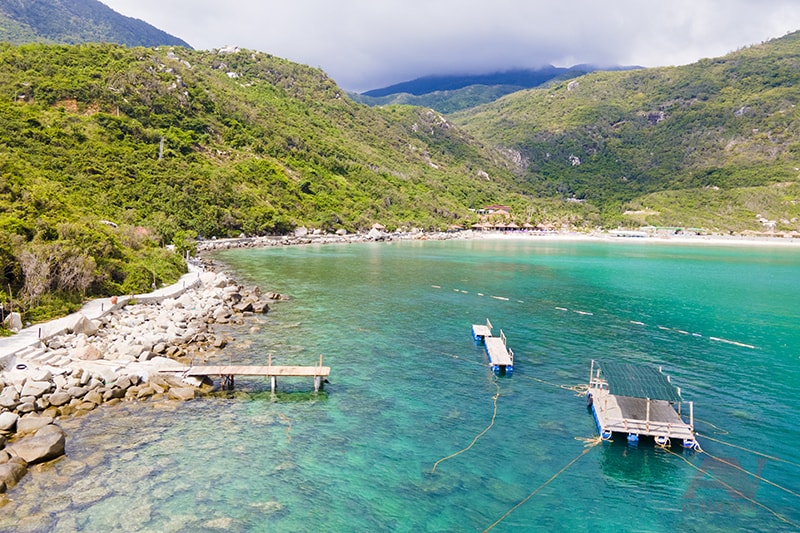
[0,263,204,368]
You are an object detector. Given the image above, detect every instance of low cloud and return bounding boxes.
[103,0,800,92]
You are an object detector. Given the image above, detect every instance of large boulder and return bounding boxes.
[168,387,196,401]
[70,315,99,336]
[0,387,19,410]
[9,424,66,464]
[20,380,52,398]
[48,391,72,407]
[3,312,22,332]
[0,412,19,432]
[17,415,54,435]
[72,343,103,361]
[0,460,28,490]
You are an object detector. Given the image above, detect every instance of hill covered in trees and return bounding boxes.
[4,30,800,325]
[0,0,190,47]
[453,31,800,231]
[0,42,526,322]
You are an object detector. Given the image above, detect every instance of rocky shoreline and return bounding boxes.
[0,263,285,493]
[195,227,470,251]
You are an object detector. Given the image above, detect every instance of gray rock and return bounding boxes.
[66,386,88,399]
[0,412,19,432]
[114,376,133,390]
[3,312,22,332]
[35,397,50,410]
[252,300,270,314]
[73,343,103,361]
[102,387,126,402]
[212,337,228,349]
[16,402,35,414]
[0,461,27,489]
[20,380,52,398]
[17,415,54,435]
[30,369,53,382]
[168,387,196,401]
[0,388,18,410]
[84,390,103,406]
[232,301,253,313]
[71,315,99,336]
[8,424,65,464]
[48,391,71,407]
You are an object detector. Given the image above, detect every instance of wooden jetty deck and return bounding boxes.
[471,319,514,374]
[179,355,330,392]
[587,359,697,448]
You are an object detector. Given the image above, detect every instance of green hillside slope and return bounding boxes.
[453,32,800,230]
[0,43,524,322]
[0,0,190,47]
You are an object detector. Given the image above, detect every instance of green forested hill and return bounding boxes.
[0,43,524,321]
[0,0,190,47]
[453,31,800,230]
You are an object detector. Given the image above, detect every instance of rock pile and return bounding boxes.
[0,269,286,493]
[196,229,468,251]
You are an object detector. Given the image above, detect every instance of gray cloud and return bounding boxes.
[102,0,800,92]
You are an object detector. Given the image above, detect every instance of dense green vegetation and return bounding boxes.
[0,0,190,47]
[4,30,800,326]
[0,42,525,323]
[454,32,800,229]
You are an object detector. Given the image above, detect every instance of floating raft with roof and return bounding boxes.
[586,359,698,449]
[471,319,514,374]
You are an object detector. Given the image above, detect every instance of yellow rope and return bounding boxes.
[518,374,589,396]
[431,377,500,474]
[663,447,800,529]
[695,417,729,435]
[697,433,800,469]
[702,449,800,500]
[483,437,601,532]
[279,413,292,444]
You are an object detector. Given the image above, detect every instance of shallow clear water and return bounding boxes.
[3,238,800,532]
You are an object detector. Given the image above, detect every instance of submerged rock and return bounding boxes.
[0,460,27,490]
[9,424,66,464]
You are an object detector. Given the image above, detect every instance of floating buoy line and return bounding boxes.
[431,376,500,474]
[425,286,796,528]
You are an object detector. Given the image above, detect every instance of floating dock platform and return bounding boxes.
[178,355,330,393]
[587,359,697,449]
[471,319,514,374]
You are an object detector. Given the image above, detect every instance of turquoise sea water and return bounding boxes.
[2,238,800,532]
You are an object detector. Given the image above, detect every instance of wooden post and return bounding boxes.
[270,376,277,394]
[314,376,321,392]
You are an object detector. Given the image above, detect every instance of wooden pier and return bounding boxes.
[471,319,514,374]
[587,359,697,448]
[181,355,330,392]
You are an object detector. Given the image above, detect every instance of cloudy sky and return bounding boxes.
[101,0,800,92]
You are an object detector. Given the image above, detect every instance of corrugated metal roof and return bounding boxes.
[598,361,683,402]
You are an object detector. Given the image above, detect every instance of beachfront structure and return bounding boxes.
[587,359,698,449]
[472,319,514,374]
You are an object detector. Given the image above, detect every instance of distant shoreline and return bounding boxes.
[473,230,800,247]
[197,229,800,252]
